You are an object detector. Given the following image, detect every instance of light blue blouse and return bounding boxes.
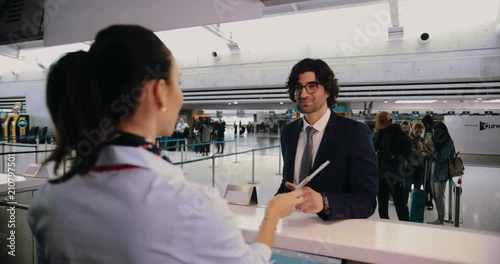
[29,145,271,263]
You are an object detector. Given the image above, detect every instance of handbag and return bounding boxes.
[449,151,465,177]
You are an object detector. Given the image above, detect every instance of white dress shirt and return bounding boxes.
[294,109,331,184]
[29,145,271,263]
[176,122,189,133]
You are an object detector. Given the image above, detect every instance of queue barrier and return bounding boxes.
[171,143,281,187]
[445,177,463,228]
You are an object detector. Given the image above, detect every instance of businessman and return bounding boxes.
[276,58,378,220]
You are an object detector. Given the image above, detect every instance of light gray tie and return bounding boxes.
[299,126,318,182]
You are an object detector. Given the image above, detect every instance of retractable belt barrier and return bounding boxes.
[170,143,281,187]
[1,138,283,189]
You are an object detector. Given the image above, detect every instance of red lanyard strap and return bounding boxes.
[91,164,142,172]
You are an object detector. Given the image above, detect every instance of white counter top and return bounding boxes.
[229,204,500,264]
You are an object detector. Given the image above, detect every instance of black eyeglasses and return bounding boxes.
[293,81,321,95]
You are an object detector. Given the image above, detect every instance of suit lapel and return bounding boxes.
[313,111,338,169]
[287,118,303,183]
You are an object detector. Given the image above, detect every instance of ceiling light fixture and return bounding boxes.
[483,99,500,103]
[395,100,437,104]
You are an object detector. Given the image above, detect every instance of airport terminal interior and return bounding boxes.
[1,0,500,263]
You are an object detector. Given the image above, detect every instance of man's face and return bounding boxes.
[294,72,329,114]
[402,124,409,132]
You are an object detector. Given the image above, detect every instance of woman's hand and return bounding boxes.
[424,140,434,151]
[265,189,304,219]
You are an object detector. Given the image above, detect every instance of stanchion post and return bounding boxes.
[1,143,4,173]
[274,144,282,175]
[233,139,240,163]
[45,138,48,160]
[35,145,39,163]
[446,180,453,223]
[209,141,218,169]
[212,140,215,155]
[248,149,259,184]
[454,186,462,228]
[211,154,216,188]
[180,144,184,170]
[184,138,188,161]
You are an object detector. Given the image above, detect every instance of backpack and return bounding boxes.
[449,151,465,177]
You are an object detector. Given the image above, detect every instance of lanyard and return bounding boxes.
[91,132,171,172]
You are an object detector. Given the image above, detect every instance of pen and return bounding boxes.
[296,160,330,189]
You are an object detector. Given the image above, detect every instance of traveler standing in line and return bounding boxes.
[176,117,189,151]
[276,58,378,220]
[373,111,411,221]
[192,119,202,153]
[400,121,410,135]
[425,122,455,225]
[405,122,427,204]
[29,25,304,263]
[216,119,226,154]
[200,119,212,156]
[422,115,435,210]
[234,121,238,136]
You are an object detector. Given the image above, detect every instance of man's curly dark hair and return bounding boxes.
[285,58,339,107]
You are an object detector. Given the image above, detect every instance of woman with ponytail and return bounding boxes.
[28,25,304,263]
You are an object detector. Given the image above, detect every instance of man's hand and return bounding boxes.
[285,182,324,214]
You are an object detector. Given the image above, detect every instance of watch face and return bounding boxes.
[322,194,329,210]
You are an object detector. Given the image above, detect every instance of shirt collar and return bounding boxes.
[303,108,331,133]
[95,145,181,179]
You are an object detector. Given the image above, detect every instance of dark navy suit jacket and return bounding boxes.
[276,111,378,220]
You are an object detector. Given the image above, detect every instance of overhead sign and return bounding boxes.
[445,116,500,155]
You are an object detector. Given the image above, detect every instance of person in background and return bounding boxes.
[192,119,202,153]
[373,111,411,221]
[176,117,189,151]
[200,119,212,156]
[28,25,304,263]
[216,119,226,154]
[425,122,455,225]
[276,58,378,221]
[233,121,238,136]
[400,120,410,135]
[421,115,435,210]
[405,122,427,204]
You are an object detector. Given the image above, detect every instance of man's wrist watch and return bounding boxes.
[320,193,330,215]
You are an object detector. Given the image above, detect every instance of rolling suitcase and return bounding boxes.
[409,188,425,223]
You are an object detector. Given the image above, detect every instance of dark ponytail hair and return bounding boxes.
[46,25,173,183]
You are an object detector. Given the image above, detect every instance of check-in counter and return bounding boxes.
[0,175,47,264]
[229,204,500,264]
[2,177,500,264]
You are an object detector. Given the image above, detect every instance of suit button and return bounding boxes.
[336,213,343,218]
